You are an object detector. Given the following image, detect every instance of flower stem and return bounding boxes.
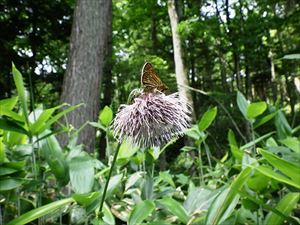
[99,143,121,213]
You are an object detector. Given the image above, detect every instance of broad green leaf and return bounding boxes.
[0,178,24,191]
[184,125,201,140]
[72,192,101,207]
[253,111,277,129]
[12,63,29,127]
[157,197,189,224]
[102,202,115,225]
[159,171,175,188]
[282,53,300,60]
[246,102,267,119]
[106,174,123,197]
[247,171,270,192]
[128,200,155,225]
[7,198,74,225]
[29,104,66,134]
[0,108,24,122]
[38,104,82,134]
[0,117,28,135]
[265,192,300,225]
[258,148,300,183]
[99,106,113,127]
[275,110,292,139]
[251,165,300,189]
[184,187,217,215]
[0,96,18,110]
[0,167,18,176]
[279,137,300,153]
[125,171,144,191]
[206,166,252,225]
[40,133,68,184]
[236,91,249,119]
[228,129,243,162]
[240,132,274,150]
[117,141,139,160]
[69,155,94,194]
[198,107,217,131]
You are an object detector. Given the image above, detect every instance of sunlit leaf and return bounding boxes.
[265,192,300,225]
[7,198,74,225]
[236,91,249,119]
[99,106,113,127]
[12,63,29,127]
[258,148,300,183]
[246,102,267,119]
[157,197,189,224]
[128,200,155,225]
[69,155,94,194]
[198,107,217,131]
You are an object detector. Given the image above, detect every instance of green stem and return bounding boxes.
[99,143,121,213]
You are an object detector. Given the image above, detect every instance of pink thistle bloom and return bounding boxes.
[112,92,192,148]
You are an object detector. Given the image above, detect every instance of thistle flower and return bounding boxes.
[112,92,192,148]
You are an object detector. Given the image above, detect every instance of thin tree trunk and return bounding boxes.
[99,0,113,159]
[60,0,110,152]
[167,0,194,111]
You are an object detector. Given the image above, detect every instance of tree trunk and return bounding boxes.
[99,0,113,159]
[167,0,194,110]
[60,0,110,152]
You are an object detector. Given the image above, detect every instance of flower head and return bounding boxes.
[112,92,192,148]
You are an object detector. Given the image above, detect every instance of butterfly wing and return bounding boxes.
[141,62,168,92]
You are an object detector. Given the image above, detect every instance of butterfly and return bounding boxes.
[141,62,168,93]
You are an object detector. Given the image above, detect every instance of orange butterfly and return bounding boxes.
[141,62,168,93]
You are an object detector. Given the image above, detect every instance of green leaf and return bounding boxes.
[106,174,123,197]
[184,187,217,215]
[198,107,217,131]
[159,171,175,188]
[236,91,249,119]
[12,63,29,127]
[69,155,94,194]
[282,53,300,60]
[38,104,82,134]
[157,197,189,224]
[99,106,113,127]
[128,200,155,225]
[206,166,252,225]
[279,137,300,153]
[275,110,292,139]
[0,96,18,110]
[0,117,28,135]
[0,167,18,176]
[117,141,139,160]
[125,171,144,191]
[40,133,68,184]
[251,165,300,189]
[240,132,274,150]
[0,108,24,122]
[246,102,267,119]
[102,202,115,225]
[72,192,101,207]
[253,111,277,129]
[228,129,243,162]
[258,148,300,183]
[265,192,300,225]
[0,178,24,191]
[7,198,74,225]
[29,104,66,134]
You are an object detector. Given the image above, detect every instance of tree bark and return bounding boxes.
[60,0,110,152]
[167,0,194,110]
[99,0,113,159]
